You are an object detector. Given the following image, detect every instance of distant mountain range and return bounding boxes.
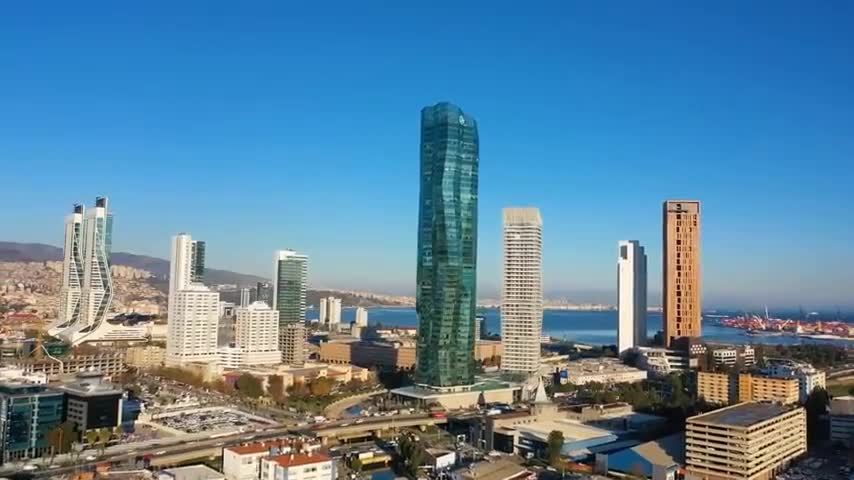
[0,241,267,286]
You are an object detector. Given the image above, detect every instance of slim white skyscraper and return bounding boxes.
[57,204,85,331]
[617,240,647,355]
[240,288,250,307]
[355,307,368,327]
[318,297,328,325]
[500,208,543,374]
[78,197,114,335]
[166,233,218,365]
[327,297,342,330]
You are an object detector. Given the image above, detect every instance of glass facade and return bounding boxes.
[0,384,64,464]
[191,241,206,283]
[275,255,307,324]
[415,102,479,388]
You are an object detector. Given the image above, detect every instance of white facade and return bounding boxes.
[260,454,334,480]
[355,307,368,327]
[318,298,327,325]
[762,359,827,402]
[617,240,647,355]
[166,285,220,365]
[557,357,648,385]
[78,197,114,337]
[500,208,543,374]
[221,301,282,367]
[240,288,251,307]
[326,297,342,329]
[57,205,85,331]
[169,234,194,310]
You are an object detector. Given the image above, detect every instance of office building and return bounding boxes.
[500,208,543,375]
[260,453,335,480]
[56,204,85,333]
[829,396,854,447]
[710,346,755,369]
[166,284,221,365]
[256,282,272,307]
[634,346,695,376]
[168,233,206,307]
[58,372,123,440]
[761,358,826,402]
[78,196,114,338]
[126,345,166,368]
[273,250,308,365]
[354,307,368,328]
[475,314,486,340]
[415,102,479,388]
[662,200,701,347]
[686,402,806,480]
[617,240,647,355]
[240,288,251,307]
[0,382,65,464]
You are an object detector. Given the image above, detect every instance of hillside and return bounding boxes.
[0,241,266,286]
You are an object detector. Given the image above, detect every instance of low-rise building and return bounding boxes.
[696,372,799,406]
[554,358,647,385]
[0,382,65,464]
[563,402,667,433]
[598,432,684,480]
[475,340,503,362]
[697,371,734,405]
[57,372,124,441]
[737,373,799,405]
[319,339,416,370]
[260,453,335,480]
[634,347,694,376]
[126,345,166,368]
[7,351,126,380]
[452,459,533,480]
[224,439,312,480]
[829,395,854,447]
[685,402,806,480]
[761,358,826,402]
[159,464,225,480]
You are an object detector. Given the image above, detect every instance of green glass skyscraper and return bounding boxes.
[415,102,479,388]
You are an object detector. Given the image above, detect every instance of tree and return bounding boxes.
[47,421,77,464]
[97,427,112,455]
[85,430,99,447]
[268,375,286,403]
[351,458,363,472]
[235,373,264,398]
[309,377,334,396]
[546,430,564,467]
[805,387,830,445]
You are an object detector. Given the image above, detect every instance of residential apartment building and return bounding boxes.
[126,345,165,368]
[737,374,799,405]
[220,301,281,368]
[166,284,221,365]
[686,402,806,480]
[761,359,826,402]
[634,346,694,376]
[223,438,315,480]
[829,396,854,447]
[711,346,755,369]
[662,200,701,347]
[260,453,335,480]
[697,372,799,405]
[697,371,733,405]
[500,207,543,374]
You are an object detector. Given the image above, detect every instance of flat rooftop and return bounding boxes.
[689,402,794,427]
[512,419,614,443]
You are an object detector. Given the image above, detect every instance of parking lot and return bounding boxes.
[152,407,274,434]
[777,446,854,480]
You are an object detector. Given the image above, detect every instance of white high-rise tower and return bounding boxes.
[166,233,219,365]
[617,240,647,355]
[57,204,85,331]
[78,197,114,335]
[500,208,543,374]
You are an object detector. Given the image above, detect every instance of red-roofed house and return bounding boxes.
[260,453,335,480]
[224,439,321,480]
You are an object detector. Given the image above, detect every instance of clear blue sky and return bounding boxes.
[2,2,853,308]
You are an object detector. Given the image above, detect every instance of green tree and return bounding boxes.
[97,427,112,455]
[235,373,264,398]
[351,458,363,472]
[546,430,564,467]
[268,375,286,403]
[85,430,99,447]
[309,377,334,396]
[46,421,77,463]
[805,387,830,445]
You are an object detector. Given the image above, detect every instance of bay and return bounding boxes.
[312,308,853,348]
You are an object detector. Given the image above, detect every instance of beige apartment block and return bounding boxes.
[737,374,799,405]
[697,371,732,405]
[662,200,701,347]
[686,402,806,480]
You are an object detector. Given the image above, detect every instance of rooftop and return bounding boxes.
[626,432,684,467]
[159,464,224,480]
[267,453,330,468]
[455,459,529,480]
[226,438,295,455]
[512,419,614,443]
[689,402,796,427]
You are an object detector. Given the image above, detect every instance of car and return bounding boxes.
[22,465,39,471]
[85,455,97,461]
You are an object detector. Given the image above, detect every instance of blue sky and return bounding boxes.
[2,2,853,308]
